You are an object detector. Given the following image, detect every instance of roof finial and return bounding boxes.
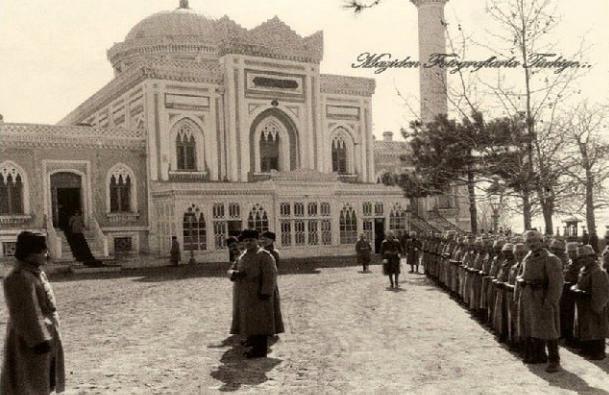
[179,0,189,9]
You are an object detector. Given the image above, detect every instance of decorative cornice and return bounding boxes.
[0,123,146,150]
[320,74,376,96]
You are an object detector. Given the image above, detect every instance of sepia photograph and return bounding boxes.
[0,0,608,393]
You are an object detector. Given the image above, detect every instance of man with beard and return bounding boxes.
[517,230,564,373]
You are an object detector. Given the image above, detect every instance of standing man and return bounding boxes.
[518,230,564,373]
[355,233,372,273]
[561,242,581,346]
[406,231,422,274]
[571,245,609,360]
[170,236,181,266]
[232,229,280,358]
[381,231,402,289]
[1,231,65,394]
[260,231,285,338]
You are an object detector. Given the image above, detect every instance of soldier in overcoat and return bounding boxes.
[560,242,581,346]
[517,230,564,373]
[1,231,65,394]
[406,231,422,274]
[355,233,372,273]
[571,245,609,360]
[231,229,280,358]
[380,232,403,289]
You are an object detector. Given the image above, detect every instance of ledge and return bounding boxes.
[0,214,34,225]
[106,212,141,224]
[168,170,209,182]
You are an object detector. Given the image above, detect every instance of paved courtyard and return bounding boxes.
[1,263,609,394]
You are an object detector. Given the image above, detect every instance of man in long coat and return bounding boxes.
[380,232,402,289]
[231,229,280,358]
[1,231,65,394]
[355,233,372,273]
[406,231,422,274]
[517,230,564,373]
[560,242,581,346]
[260,231,286,336]
[571,245,609,360]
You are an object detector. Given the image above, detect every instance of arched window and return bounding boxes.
[107,164,136,213]
[332,136,348,174]
[339,204,357,244]
[176,133,197,171]
[260,121,281,172]
[247,204,269,233]
[183,204,206,251]
[389,203,407,234]
[0,162,25,215]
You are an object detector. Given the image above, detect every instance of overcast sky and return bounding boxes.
[1,0,607,233]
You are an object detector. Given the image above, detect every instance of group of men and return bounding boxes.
[226,230,284,359]
[354,231,423,289]
[419,228,609,373]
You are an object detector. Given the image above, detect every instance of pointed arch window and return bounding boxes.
[247,204,269,233]
[339,204,357,244]
[176,132,197,171]
[332,136,348,174]
[183,204,206,251]
[260,123,280,172]
[107,164,136,213]
[0,172,24,215]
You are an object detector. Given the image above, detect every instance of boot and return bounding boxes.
[545,361,561,373]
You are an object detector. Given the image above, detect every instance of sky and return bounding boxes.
[1,0,607,233]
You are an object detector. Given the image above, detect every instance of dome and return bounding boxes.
[125,2,215,42]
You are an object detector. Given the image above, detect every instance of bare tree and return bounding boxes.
[557,101,609,249]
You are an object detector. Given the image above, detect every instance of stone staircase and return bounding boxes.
[55,229,107,263]
[408,214,441,235]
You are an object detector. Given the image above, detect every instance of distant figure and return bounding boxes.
[1,231,65,394]
[406,231,422,273]
[170,236,181,266]
[260,231,285,338]
[68,210,84,235]
[355,233,372,273]
[381,231,402,289]
[67,210,96,264]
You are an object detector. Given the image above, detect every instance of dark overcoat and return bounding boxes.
[574,263,609,341]
[1,262,65,394]
[234,248,280,336]
[265,247,285,335]
[518,249,564,340]
[355,239,372,264]
[380,239,402,275]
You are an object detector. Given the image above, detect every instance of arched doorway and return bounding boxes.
[249,108,299,173]
[50,172,83,230]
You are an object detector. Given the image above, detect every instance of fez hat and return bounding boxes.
[501,243,514,252]
[238,229,259,241]
[493,239,506,249]
[14,231,47,261]
[578,244,596,257]
[260,231,276,241]
[549,239,565,251]
[225,236,239,246]
[566,242,578,252]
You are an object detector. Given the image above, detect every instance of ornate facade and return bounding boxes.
[1,2,410,262]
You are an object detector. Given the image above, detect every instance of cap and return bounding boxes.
[578,244,596,257]
[502,243,514,252]
[238,229,259,241]
[260,231,276,241]
[225,236,239,246]
[566,242,578,252]
[549,239,565,250]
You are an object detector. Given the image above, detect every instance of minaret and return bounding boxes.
[411,0,448,123]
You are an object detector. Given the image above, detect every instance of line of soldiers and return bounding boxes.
[420,229,609,373]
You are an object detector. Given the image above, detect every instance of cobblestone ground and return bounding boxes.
[1,264,609,394]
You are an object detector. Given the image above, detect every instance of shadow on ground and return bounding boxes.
[525,363,609,394]
[208,335,282,392]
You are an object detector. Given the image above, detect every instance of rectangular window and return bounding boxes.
[321,220,332,245]
[294,202,304,217]
[280,202,291,217]
[307,220,319,245]
[213,203,225,219]
[374,202,384,216]
[2,242,16,257]
[320,202,331,216]
[294,220,306,245]
[113,237,133,254]
[214,221,227,249]
[307,202,318,217]
[228,203,240,218]
[363,202,373,217]
[280,220,292,247]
